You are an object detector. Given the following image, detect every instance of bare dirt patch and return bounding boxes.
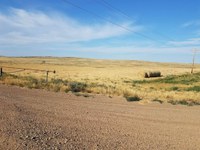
[0,84,200,149]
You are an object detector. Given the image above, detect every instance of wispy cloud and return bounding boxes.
[182,20,200,28]
[182,20,200,35]
[169,38,200,46]
[0,8,142,45]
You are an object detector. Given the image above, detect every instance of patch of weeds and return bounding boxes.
[132,83,137,87]
[25,76,39,87]
[170,86,179,91]
[152,98,163,104]
[190,101,200,106]
[64,87,70,93]
[178,100,189,105]
[168,100,200,106]
[0,73,17,80]
[124,80,131,83]
[25,76,47,89]
[168,100,184,105]
[53,85,61,92]
[125,95,141,102]
[51,78,64,84]
[8,73,18,79]
[132,80,148,84]
[63,80,69,86]
[153,74,200,85]
[69,82,87,92]
[74,93,91,98]
[187,86,200,92]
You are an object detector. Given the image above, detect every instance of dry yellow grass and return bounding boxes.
[1,56,200,104]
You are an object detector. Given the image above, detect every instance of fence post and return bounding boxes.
[46,71,49,83]
[0,68,2,77]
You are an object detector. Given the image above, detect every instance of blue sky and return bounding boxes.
[0,0,200,62]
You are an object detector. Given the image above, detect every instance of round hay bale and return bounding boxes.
[144,72,149,78]
[148,71,161,78]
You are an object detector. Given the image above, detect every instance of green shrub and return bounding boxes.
[69,82,87,92]
[126,95,141,102]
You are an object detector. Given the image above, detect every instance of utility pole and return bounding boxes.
[0,68,2,77]
[191,49,199,74]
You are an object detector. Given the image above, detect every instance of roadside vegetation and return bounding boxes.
[1,57,200,105]
[132,72,200,92]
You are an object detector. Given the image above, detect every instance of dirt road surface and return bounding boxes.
[0,84,200,150]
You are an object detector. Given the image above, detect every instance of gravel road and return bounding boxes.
[0,84,200,150]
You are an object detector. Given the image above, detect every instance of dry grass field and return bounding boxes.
[1,56,200,105]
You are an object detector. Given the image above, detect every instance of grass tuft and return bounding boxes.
[125,95,141,102]
[152,98,163,104]
[170,86,179,91]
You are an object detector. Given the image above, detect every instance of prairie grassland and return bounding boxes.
[1,56,200,105]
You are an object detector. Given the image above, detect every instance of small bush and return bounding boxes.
[126,95,141,102]
[179,100,189,105]
[69,82,87,92]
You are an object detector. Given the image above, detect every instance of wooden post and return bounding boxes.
[0,68,2,77]
[46,71,49,83]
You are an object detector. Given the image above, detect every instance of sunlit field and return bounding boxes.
[1,56,200,105]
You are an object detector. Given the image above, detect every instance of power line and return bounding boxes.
[97,0,132,20]
[61,0,162,43]
[96,0,175,41]
[151,30,175,41]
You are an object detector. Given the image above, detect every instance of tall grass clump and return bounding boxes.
[122,89,141,102]
[187,86,200,92]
